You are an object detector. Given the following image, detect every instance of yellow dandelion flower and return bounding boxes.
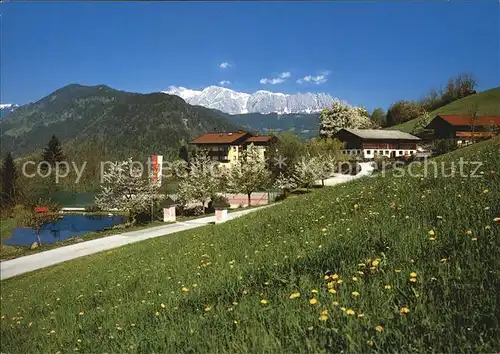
[340,307,346,311]
[352,291,360,297]
[428,230,436,236]
[331,274,339,280]
[154,311,160,317]
[289,292,301,299]
[357,313,365,318]
[409,277,417,283]
[327,281,335,289]
[471,237,478,241]
[182,287,189,292]
[367,340,374,346]
[204,306,212,312]
[346,309,355,316]
[160,303,166,308]
[440,258,448,263]
[309,298,318,305]
[399,307,410,314]
[232,301,238,306]
[375,325,384,332]
[78,312,84,316]
[328,288,337,294]
[384,285,392,289]
[352,277,358,281]
[319,314,328,321]
[494,217,500,223]
[371,259,380,267]
[260,299,268,305]
[337,279,343,285]
[410,272,417,277]
[394,269,401,273]
[324,275,330,280]
[354,204,359,210]
[332,301,339,306]
[466,230,473,235]
[321,310,328,315]
[483,189,489,194]
[311,289,319,294]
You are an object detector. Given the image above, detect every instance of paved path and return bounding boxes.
[1,207,266,281]
[314,162,375,187]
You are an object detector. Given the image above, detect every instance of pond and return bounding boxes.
[3,214,126,246]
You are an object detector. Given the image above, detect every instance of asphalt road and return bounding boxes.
[1,207,265,280]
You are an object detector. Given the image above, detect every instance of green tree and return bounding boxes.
[1,152,18,208]
[42,135,65,168]
[266,132,306,179]
[386,101,424,126]
[371,108,387,127]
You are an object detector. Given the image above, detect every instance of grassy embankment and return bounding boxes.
[389,86,500,133]
[1,138,499,353]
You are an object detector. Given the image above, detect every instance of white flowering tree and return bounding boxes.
[176,152,224,213]
[319,99,374,138]
[95,158,164,224]
[273,172,297,197]
[228,144,271,206]
[293,154,322,191]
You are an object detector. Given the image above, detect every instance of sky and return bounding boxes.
[1,1,499,110]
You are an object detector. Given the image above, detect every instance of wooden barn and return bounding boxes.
[425,114,500,146]
[335,128,421,160]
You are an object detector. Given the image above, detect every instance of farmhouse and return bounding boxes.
[335,128,421,160]
[191,131,276,166]
[425,114,500,146]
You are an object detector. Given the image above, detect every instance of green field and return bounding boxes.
[1,138,499,353]
[390,87,500,133]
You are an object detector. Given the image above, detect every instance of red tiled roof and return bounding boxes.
[191,131,249,144]
[246,135,274,143]
[437,115,500,127]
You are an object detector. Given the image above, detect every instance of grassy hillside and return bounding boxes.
[1,84,240,159]
[1,138,499,352]
[390,87,500,133]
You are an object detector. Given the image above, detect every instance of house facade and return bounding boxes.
[190,131,276,167]
[335,128,420,160]
[425,114,500,146]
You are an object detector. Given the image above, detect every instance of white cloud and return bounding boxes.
[219,62,231,69]
[297,70,330,85]
[219,80,231,86]
[260,71,291,85]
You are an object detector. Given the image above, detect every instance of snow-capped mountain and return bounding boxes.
[0,104,19,119]
[164,86,335,115]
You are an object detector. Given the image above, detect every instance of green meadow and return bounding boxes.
[1,138,499,353]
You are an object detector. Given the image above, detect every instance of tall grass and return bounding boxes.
[1,138,499,353]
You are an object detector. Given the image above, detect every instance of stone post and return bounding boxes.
[215,208,228,224]
[163,206,176,222]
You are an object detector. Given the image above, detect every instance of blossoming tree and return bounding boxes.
[95,158,164,224]
[228,144,271,206]
[319,99,374,138]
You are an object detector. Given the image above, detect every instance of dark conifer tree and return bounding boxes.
[42,135,65,169]
[1,152,18,207]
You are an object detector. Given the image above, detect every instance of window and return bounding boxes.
[399,151,403,155]
[379,150,383,155]
[385,150,389,155]
[366,150,371,154]
[233,146,237,151]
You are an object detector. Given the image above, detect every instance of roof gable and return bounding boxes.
[191,131,251,144]
[432,115,500,127]
[338,128,421,141]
